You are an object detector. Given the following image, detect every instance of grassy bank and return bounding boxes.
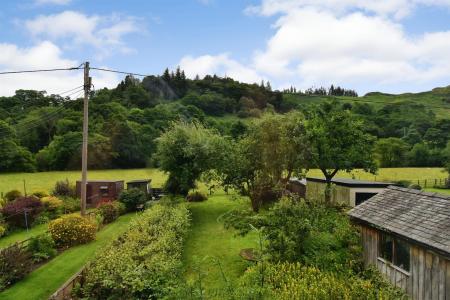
[0,223,47,249]
[0,213,136,300]
[183,193,258,294]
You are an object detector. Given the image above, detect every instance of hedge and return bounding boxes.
[80,201,190,299]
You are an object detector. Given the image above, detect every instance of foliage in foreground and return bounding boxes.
[235,262,405,300]
[0,244,33,291]
[80,201,190,299]
[224,196,361,273]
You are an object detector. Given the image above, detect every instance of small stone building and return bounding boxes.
[306,177,392,207]
[348,186,450,299]
[76,180,124,207]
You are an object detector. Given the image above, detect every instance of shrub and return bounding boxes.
[186,191,207,202]
[0,244,33,291]
[2,196,43,228]
[115,201,126,215]
[41,196,63,212]
[48,214,97,248]
[118,188,146,212]
[222,208,267,236]
[80,203,190,299]
[32,213,50,226]
[61,197,80,213]
[392,180,411,188]
[237,262,405,299]
[53,179,76,197]
[96,202,119,224]
[27,234,57,263]
[3,190,22,202]
[31,190,49,199]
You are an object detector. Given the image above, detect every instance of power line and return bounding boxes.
[90,67,149,77]
[0,66,82,75]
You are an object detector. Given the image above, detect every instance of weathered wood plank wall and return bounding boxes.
[359,225,449,300]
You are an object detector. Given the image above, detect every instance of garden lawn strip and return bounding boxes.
[183,193,258,295]
[0,223,47,249]
[0,213,136,300]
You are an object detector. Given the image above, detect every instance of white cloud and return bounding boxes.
[24,11,139,58]
[0,41,120,96]
[179,53,264,84]
[35,0,71,5]
[183,1,450,94]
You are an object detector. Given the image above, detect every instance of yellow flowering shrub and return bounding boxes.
[48,214,97,248]
[41,196,63,211]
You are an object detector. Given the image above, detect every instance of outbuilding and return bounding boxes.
[306,177,392,206]
[126,179,152,200]
[287,178,307,198]
[348,186,450,299]
[76,180,124,207]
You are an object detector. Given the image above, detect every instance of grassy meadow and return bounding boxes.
[0,167,447,196]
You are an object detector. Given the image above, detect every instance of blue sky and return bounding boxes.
[1,0,450,96]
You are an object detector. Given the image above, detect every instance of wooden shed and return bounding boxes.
[348,186,450,299]
[76,180,124,207]
[306,177,392,206]
[126,179,152,200]
[287,178,307,198]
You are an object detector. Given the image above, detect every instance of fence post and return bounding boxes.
[424,179,427,188]
[24,210,29,232]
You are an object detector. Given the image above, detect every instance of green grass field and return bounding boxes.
[0,168,166,195]
[183,193,258,295]
[1,167,447,196]
[0,213,136,300]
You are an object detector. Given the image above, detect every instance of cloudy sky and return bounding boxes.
[1,0,450,96]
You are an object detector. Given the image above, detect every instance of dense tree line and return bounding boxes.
[0,68,448,173]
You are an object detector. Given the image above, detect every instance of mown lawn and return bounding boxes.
[183,192,258,295]
[0,213,136,300]
[0,223,47,249]
[0,168,166,194]
[306,167,448,182]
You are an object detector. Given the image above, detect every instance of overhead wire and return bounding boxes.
[0,66,82,75]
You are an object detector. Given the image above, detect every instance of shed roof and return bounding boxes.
[306,177,392,188]
[76,180,124,183]
[127,179,152,184]
[348,186,450,257]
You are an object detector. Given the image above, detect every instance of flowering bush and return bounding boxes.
[40,196,63,212]
[0,225,6,237]
[96,202,119,224]
[2,196,43,228]
[237,262,405,299]
[80,202,190,299]
[48,214,97,248]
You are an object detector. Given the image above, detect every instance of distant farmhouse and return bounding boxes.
[349,186,450,299]
[305,177,392,206]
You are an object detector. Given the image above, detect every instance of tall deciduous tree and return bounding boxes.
[0,121,36,172]
[306,102,377,204]
[374,137,409,167]
[219,112,309,211]
[156,121,226,196]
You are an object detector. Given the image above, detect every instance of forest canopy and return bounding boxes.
[0,68,449,173]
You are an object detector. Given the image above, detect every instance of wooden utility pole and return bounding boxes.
[80,62,91,216]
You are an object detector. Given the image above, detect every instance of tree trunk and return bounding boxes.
[324,176,332,204]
